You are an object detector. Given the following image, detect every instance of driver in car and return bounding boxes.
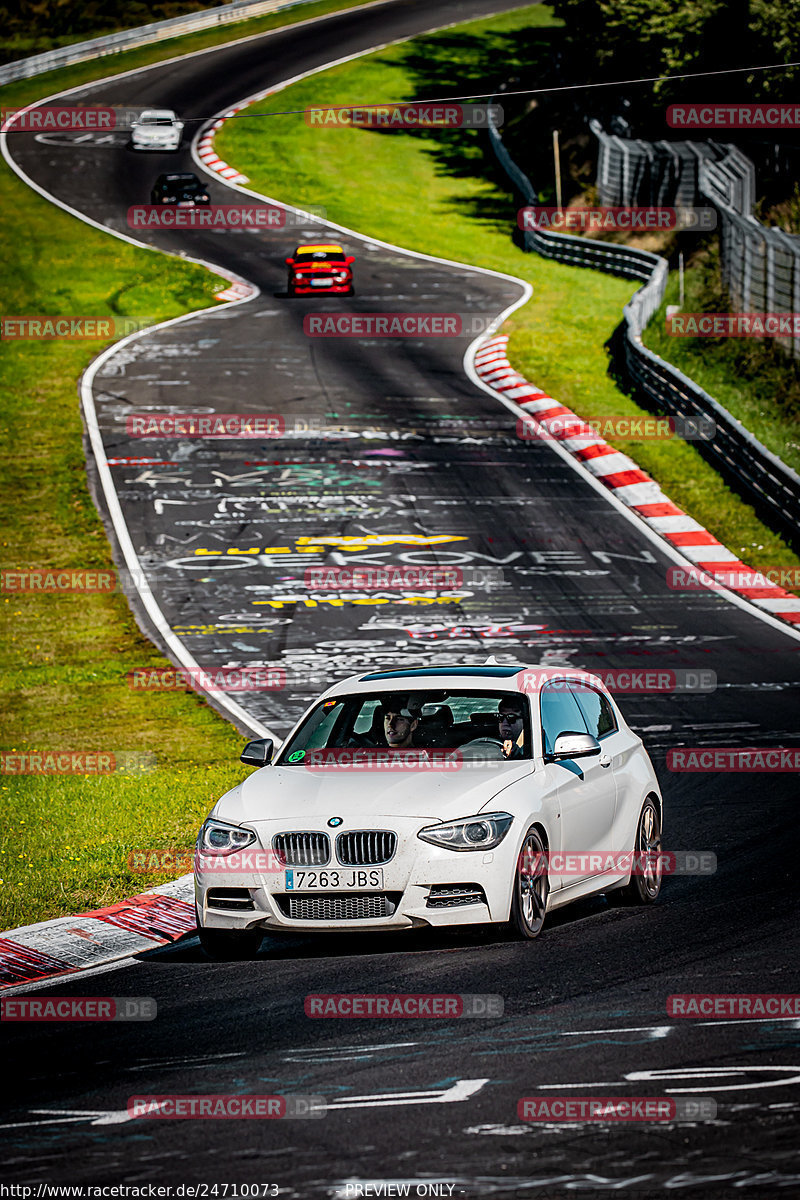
[498,698,526,759]
[383,697,422,748]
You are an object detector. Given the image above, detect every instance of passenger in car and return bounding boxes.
[498,698,526,759]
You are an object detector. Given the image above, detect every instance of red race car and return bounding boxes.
[285,243,354,295]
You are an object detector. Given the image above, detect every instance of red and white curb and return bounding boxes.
[0,877,195,993]
[195,108,265,304]
[474,335,800,627]
[196,105,250,186]
[214,277,257,302]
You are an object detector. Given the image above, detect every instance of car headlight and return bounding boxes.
[417,812,513,852]
[197,817,256,856]
[334,271,348,281]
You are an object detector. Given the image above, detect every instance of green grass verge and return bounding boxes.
[642,242,800,476]
[0,0,372,932]
[217,2,800,585]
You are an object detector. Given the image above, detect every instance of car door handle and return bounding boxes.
[598,754,612,768]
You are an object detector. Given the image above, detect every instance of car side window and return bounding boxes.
[573,686,618,740]
[289,701,345,753]
[539,685,589,756]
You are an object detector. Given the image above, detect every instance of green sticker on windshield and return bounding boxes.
[287,750,306,762]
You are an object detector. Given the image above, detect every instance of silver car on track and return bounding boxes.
[130,109,183,151]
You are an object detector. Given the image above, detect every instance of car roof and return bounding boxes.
[294,243,344,253]
[157,173,199,182]
[140,109,177,119]
[319,665,612,699]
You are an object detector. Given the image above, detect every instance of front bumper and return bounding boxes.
[195,821,516,933]
[289,282,352,294]
[131,137,181,150]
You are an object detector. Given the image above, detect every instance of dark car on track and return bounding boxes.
[285,243,355,295]
[150,173,210,206]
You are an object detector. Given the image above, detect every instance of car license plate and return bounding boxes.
[310,278,332,286]
[284,868,384,890]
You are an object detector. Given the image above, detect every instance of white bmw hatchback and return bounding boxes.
[194,665,664,958]
[130,109,183,151]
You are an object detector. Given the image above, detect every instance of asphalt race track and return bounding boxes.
[2,0,799,1194]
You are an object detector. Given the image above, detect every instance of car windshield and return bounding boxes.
[295,250,346,262]
[141,116,174,125]
[278,690,531,763]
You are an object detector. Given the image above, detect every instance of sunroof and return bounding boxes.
[360,666,526,681]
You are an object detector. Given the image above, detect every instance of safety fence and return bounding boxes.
[488,105,800,540]
[0,0,315,84]
[594,121,800,361]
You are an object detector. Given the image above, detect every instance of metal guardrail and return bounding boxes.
[0,0,314,84]
[488,104,800,541]
[594,123,800,362]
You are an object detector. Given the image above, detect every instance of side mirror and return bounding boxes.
[285,257,294,265]
[345,256,355,264]
[240,737,273,767]
[551,732,600,761]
